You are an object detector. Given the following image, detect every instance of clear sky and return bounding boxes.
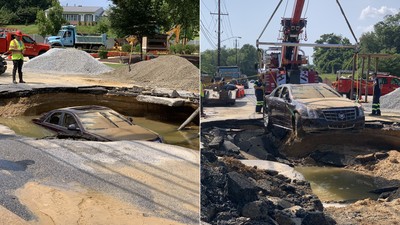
[200,0,400,62]
[59,0,111,9]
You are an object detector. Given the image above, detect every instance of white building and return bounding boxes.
[46,5,105,25]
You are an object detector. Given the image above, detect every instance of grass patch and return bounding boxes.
[103,63,126,69]
[4,24,106,35]
[4,24,38,34]
[319,73,337,82]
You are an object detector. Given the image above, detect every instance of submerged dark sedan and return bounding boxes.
[263,83,365,137]
[33,105,162,142]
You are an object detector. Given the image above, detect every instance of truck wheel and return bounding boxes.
[51,43,62,48]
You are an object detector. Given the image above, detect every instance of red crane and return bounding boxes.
[280,0,307,71]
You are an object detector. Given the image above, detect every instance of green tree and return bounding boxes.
[313,33,354,73]
[163,0,199,42]
[35,0,65,37]
[46,0,66,35]
[36,10,51,38]
[201,44,258,77]
[0,0,52,24]
[109,0,166,59]
[359,12,400,75]
[95,17,110,34]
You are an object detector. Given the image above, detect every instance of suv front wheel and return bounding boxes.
[293,113,305,138]
[263,106,272,132]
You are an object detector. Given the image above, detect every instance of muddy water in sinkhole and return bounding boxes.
[0,116,199,150]
[296,166,379,202]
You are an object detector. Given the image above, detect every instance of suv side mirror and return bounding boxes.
[67,124,80,131]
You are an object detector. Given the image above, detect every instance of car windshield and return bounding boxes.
[291,85,341,99]
[76,111,131,130]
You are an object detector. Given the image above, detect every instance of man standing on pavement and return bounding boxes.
[8,31,26,84]
[370,72,382,116]
[254,75,264,114]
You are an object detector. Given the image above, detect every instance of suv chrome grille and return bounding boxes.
[322,108,356,121]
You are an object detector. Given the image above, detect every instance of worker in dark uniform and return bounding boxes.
[370,72,382,116]
[254,75,264,114]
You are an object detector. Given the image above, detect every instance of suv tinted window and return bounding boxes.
[274,87,282,97]
[62,113,77,128]
[281,87,289,99]
[46,112,62,125]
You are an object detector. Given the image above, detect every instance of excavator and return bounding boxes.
[166,24,181,45]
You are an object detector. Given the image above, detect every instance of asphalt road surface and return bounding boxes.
[0,126,199,224]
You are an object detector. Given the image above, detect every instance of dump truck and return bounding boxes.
[0,28,50,59]
[45,25,107,51]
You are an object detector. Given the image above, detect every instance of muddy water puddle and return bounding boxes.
[296,166,379,202]
[0,116,199,150]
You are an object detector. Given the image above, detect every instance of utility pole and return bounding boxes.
[218,0,221,66]
[235,38,238,65]
[235,37,241,65]
[210,0,228,67]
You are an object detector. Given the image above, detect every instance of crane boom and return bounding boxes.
[281,0,307,70]
[291,0,305,24]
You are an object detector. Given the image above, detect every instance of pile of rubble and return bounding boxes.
[381,87,400,110]
[24,48,113,75]
[201,126,336,225]
[103,55,199,92]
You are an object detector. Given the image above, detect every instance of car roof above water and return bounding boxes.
[56,105,112,114]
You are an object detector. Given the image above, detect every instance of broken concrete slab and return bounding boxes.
[239,160,305,181]
[152,88,179,98]
[136,95,188,107]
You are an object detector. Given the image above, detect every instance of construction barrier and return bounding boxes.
[236,85,245,98]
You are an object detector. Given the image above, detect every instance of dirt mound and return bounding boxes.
[103,55,199,91]
[325,198,400,225]
[23,48,113,75]
[381,88,400,110]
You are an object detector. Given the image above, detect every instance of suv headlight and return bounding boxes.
[357,105,364,117]
[307,108,319,119]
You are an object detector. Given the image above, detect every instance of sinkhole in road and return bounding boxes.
[0,91,199,150]
[295,166,379,202]
[204,119,400,203]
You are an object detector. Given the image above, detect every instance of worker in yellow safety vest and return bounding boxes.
[8,30,26,84]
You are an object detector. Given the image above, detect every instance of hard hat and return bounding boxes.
[15,30,22,36]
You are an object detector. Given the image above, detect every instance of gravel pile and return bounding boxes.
[23,48,113,75]
[103,55,199,91]
[381,88,400,110]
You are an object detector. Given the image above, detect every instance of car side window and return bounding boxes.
[380,78,387,84]
[22,36,35,44]
[46,112,62,125]
[62,113,77,128]
[274,87,282,97]
[391,78,400,86]
[281,87,289,99]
